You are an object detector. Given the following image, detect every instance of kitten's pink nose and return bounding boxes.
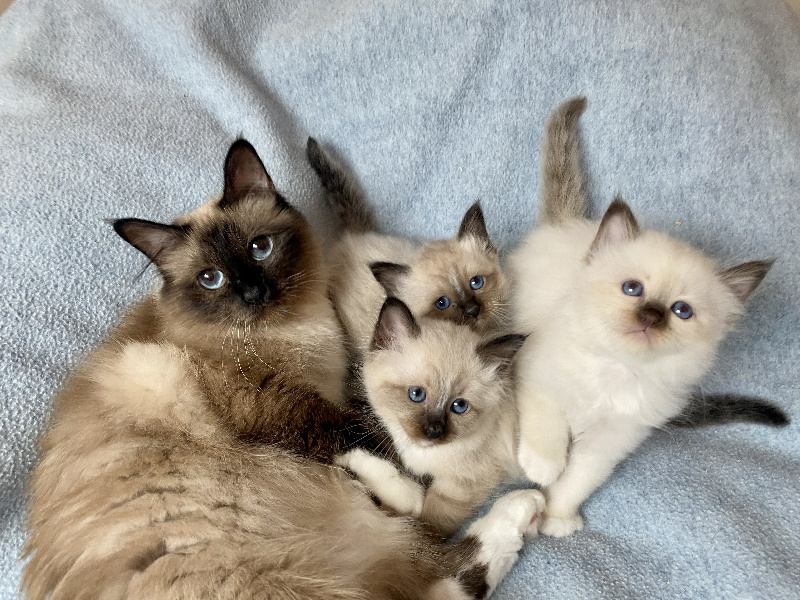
[638,307,664,328]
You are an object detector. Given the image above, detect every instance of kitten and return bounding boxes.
[306,138,510,358]
[510,97,787,538]
[23,139,542,599]
[337,297,538,538]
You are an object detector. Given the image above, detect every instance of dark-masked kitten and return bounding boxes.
[510,97,788,538]
[306,138,510,357]
[23,140,541,600]
[337,297,541,538]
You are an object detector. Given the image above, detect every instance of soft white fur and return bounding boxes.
[511,215,750,537]
[335,448,425,517]
[466,489,546,596]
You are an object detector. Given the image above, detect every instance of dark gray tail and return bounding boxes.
[539,96,590,225]
[668,393,790,428]
[306,137,377,233]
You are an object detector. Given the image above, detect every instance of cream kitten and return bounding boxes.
[338,297,538,538]
[306,138,510,358]
[511,97,781,538]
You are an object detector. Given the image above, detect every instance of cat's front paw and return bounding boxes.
[517,440,565,487]
[540,512,584,538]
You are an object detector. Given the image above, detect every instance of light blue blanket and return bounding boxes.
[1,0,798,597]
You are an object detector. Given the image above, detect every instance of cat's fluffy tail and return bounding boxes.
[539,96,589,225]
[668,392,790,428]
[306,137,378,233]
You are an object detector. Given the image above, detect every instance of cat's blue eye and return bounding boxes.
[198,269,225,290]
[250,235,273,261]
[435,296,451,310]
[671,301,693,319]
[450,398,469,414]
[407,387,427,403]
[622,280,644,297]
[469,275,485,290]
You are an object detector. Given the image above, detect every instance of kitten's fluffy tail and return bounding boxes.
[306,137,378,233]
[668,393,790,428]
[539,96,589,225]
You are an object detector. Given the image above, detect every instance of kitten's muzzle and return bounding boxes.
[638,304,666,329]
[463,300,481,319]
[422,412,448,440]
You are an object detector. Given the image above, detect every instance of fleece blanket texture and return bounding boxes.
[1,0,798,597]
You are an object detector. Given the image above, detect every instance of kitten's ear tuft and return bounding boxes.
[457,202,496,252]
[112,218,188,266]
[370,262,411,296]
[221,139,275,207]
[476,333,528,373]
[589,197,640,256]
[719,259,774,302]
[371,297,421,351]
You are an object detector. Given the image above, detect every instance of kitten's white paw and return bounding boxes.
[334,449,424,516]
[540,512,584,538]
[517,440,565,486]
[467,489,544,594]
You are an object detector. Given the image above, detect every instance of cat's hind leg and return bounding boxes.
[463,489,546,596]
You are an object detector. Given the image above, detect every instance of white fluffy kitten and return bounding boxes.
[511,98,774,537]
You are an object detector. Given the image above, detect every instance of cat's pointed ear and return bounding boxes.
[589,197,640,257]
[370,262,410,296]
[457,202,496,252]
[718,259,774,302]
[476,333,528,374]
[371,297,421,351]
[221,139,275,207]
[112,218,188,267]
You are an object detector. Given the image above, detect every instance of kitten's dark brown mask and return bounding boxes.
[113,140,321,328]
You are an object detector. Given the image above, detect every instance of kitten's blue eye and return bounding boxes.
[622,280,644,297]
[407,387,427,403]
[435,296,452,310]
[671,301,693,319]
[469,276,485,290]
[198,269,225,290]
[250,235,273,261]
[450,399,469,414]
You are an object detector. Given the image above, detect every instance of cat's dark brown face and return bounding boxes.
[114,140,323,335]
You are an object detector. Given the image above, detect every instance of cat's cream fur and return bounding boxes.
[306,138,510,358]
[511,98,773,537]
[23,140,541,599]
[350,298,534,537]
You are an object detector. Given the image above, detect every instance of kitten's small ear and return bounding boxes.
[476,333,528,373]
[112,218,188,267]
[457,202,496,252]
[370,262,410,296]
[371,297,421,351]
[589,197,640,256]
[221,139,276,207]
[719,259,774,302]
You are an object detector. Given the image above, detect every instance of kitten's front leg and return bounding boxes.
[420,484,491,538]
[540,419,652,537]
[516,382,570,486]
[334,449,424,516]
